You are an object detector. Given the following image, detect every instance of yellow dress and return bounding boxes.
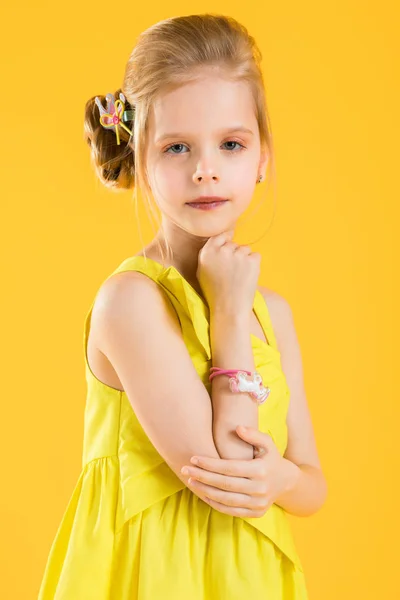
[38,255,309,600]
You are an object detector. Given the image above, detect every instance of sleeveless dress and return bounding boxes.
[38,255,309,600]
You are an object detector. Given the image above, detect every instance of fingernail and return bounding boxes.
[181,467,189,475]
[190,457,199,465]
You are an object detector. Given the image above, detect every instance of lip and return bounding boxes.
[186,199,228,211]
[186,196,228,204]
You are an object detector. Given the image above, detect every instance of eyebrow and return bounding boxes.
[155,126,254,144]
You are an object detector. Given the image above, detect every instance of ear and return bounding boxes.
[258,145,270,180]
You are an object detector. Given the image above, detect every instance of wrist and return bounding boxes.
[210,307,251,325]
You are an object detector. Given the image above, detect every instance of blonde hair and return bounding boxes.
[84,13,277,266]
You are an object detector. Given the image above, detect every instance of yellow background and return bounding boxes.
[1,1,399,598]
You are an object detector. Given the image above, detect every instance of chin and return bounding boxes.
[185,222,235,238]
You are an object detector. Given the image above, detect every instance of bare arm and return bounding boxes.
[262,288,328,515]
[209,310,258,460]
[94,271,221,496]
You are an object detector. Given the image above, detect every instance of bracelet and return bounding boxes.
[209,367,271,405]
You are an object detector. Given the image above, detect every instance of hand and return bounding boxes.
[197,230,261,316]
[181,426,300,518]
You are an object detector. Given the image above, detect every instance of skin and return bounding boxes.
[143,66,269,285]
[138,67,327,518]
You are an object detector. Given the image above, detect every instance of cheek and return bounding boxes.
[228,153,258,184]
[151,161,186,205]
[229,166,257,201]
[160,165,183,188]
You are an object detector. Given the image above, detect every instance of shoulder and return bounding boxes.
[257,285,294,351]
[91,270,180,347]
[96,269,173,312]
[257,284,289,308]
[257,284,304,408]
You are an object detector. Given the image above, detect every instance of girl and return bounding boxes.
[38,13,327,600]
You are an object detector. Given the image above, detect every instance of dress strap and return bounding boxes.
[253,289,279,351]
[82,256,280,372]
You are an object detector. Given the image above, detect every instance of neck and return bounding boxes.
[145,222,210,283]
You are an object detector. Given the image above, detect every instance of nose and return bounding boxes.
[192,158,220,184]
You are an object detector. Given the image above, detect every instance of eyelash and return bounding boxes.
[163,140,246,156]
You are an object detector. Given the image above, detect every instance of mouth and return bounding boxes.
[186,197,229,211]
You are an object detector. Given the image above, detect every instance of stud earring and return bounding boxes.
[257,175,263,183]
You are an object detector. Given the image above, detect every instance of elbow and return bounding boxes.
[177,443,221,475]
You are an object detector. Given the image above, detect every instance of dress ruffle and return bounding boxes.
[38,457,119,600]
[40,455,308,599]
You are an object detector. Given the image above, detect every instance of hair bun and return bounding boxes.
[83,89,135,190]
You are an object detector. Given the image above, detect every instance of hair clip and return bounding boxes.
[95,92,134,145]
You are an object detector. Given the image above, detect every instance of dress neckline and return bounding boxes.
[129,254,276,351]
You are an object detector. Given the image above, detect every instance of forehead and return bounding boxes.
[148,75,257,139]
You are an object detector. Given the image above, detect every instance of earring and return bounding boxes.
[257,175,263,183]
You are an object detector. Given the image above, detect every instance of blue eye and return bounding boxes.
[222,141,243,151]
[164,141,245,155]
[165,143,189,154]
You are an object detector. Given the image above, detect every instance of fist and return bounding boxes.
[197,230,261,316]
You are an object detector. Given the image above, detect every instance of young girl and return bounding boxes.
[38,13,327,600]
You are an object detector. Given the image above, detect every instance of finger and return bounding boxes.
[210,230,234,247]
[186,469,253,494]
[236,426,274,451]
[223,229,235,241]
[234,244,252,254]
[220,240,239,251]
[188,479,253,508]
[204,497,267,518]
[190,456,260,478]
[253,446,267,458]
